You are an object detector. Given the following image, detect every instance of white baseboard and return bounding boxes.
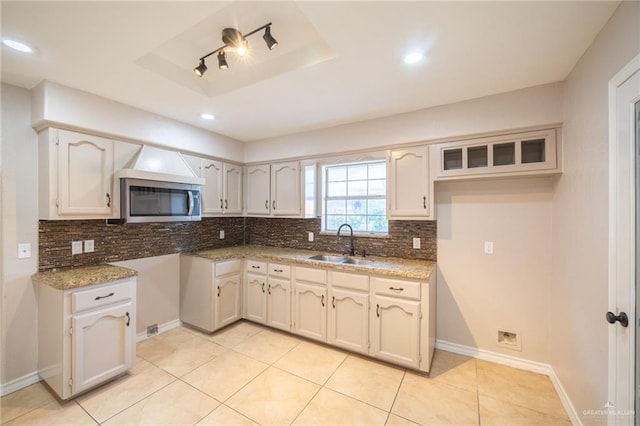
[0,371,41,397]
[136,319,182,343]
[435,339,582,426]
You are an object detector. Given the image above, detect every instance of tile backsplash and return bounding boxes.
[39,217,436,270]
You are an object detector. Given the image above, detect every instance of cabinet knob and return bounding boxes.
[606,311,629,327]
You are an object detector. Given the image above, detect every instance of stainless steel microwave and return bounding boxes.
[120,178,201,223]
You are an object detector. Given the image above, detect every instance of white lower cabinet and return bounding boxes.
[293,267,328,341]
[267,277,291,331]
[327,271,370,354]
[371,295,420,368]
[179,256,241,332]
[37,278,136,400]
[245,272,268,323]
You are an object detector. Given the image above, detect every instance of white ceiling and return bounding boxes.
[1,1,619,142]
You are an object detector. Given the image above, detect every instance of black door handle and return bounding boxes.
[606,311,629,327]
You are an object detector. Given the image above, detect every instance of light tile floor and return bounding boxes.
[1,321,571,425]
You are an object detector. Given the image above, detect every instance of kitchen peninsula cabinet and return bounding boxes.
[179,256,241,332]
[36,269,137,400]
[39,128,115,219]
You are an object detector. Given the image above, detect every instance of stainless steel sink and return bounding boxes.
[340,257,373,265]
[307,255,348,263]
[307,254,373,266]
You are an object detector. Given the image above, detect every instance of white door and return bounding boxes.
[293,282,327,341]
[246,164,271,215]
[608,54,639,425]
[215,274,241,329]
[201,160,223,215]
[267,278,290,331]
[71,301,133,395]
[58,130,114,217]
[388,147,429,218]
[271,161,301,216]
[328,288,369,354]
[245,273,267,324]
[223,164,243,214]
[371,295,420,369]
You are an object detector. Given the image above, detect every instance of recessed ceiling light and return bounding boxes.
[403,52,424,64]
[2,39,33,53]
[201,113,215,120]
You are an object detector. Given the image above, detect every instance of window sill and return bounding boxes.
[320,231,389,239]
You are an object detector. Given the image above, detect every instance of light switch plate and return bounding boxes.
[71,241,83,255]
[219,230,225,239]
[484,241,494,255]
[18,243,31,259]
[84,240,95,253]
[413,238,421,249]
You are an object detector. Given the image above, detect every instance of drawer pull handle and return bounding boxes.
[274,269,283,273]
[321,294,325,307]
[252,265,261,269]
[262,282,265,293]
[217,286,221,297]
[332,296,336,308]
[94,292,114,301]
[125,312,130,327]
[389,287,404,292]
[376,304,380,317]
[268,284,272,295]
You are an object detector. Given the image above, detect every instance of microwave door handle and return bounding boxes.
[187,191,194,216]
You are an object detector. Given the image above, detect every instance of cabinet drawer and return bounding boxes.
[71,280,133,313]
[295,267,327,285]
[372,276,420,300]
[246,260,267,274]
[268,263,291,278]
[330,271,369,292]
[216,259,241,277]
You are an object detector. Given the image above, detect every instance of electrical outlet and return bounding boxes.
[497,329,521,351]
[484,241,494,255]
[84,240,95,253]
[18,243,31,259]
[147,324,158,337]
[308,232,314,242]
[71,241,83,255]
[413,238,421,249]
[219,230,225,239]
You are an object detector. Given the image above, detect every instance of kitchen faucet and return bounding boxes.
[336,223,355,256]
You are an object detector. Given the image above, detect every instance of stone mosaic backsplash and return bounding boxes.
[38,217,245,271]
[39,216,436,270]
[245,218,436,261]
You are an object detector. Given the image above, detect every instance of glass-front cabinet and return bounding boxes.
[433,128,559,179]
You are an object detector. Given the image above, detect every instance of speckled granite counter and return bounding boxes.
[32,264,138,290]
[186,245,435,280]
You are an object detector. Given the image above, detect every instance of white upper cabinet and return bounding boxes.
[432,128,560,180]
[245,164,271,215]
[39,128,116,219]
[187,156,243,216]
[271,161,301,216]
[245,161,308,217]
[388,146,433,220]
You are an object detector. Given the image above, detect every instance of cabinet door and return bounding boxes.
[328,288,369,354]
[214,274,241,329]
[57,130,114,217]
[371,295,420,368]
[271,161,301,216]
[267,278,290,331]
[71,301,134,395]
[293,282,327,342]
[246,164,271,215]
[388,147,429,218]
[245,273,267,324]
[201,160,224,215]
[223,164,243,214]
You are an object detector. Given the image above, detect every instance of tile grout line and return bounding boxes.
[74,399,100,425]
[475,358,481,426]
[385,369,407,424]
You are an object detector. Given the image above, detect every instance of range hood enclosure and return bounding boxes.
[116,145,205,185]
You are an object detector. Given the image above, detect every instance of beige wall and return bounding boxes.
[112,254,181,335]
[552,1,640,421]
[1,84,39,385]
[436,178,553,362]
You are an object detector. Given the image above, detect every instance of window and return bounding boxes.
[322,161,388,234]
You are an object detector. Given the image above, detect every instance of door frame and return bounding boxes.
[608,53,640,425]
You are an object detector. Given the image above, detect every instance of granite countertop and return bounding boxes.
[186,245,435,280]
[32,264,138,290]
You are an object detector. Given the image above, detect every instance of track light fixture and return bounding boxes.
[193,22,278,77]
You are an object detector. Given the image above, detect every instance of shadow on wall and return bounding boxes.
[435,265,477,350]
